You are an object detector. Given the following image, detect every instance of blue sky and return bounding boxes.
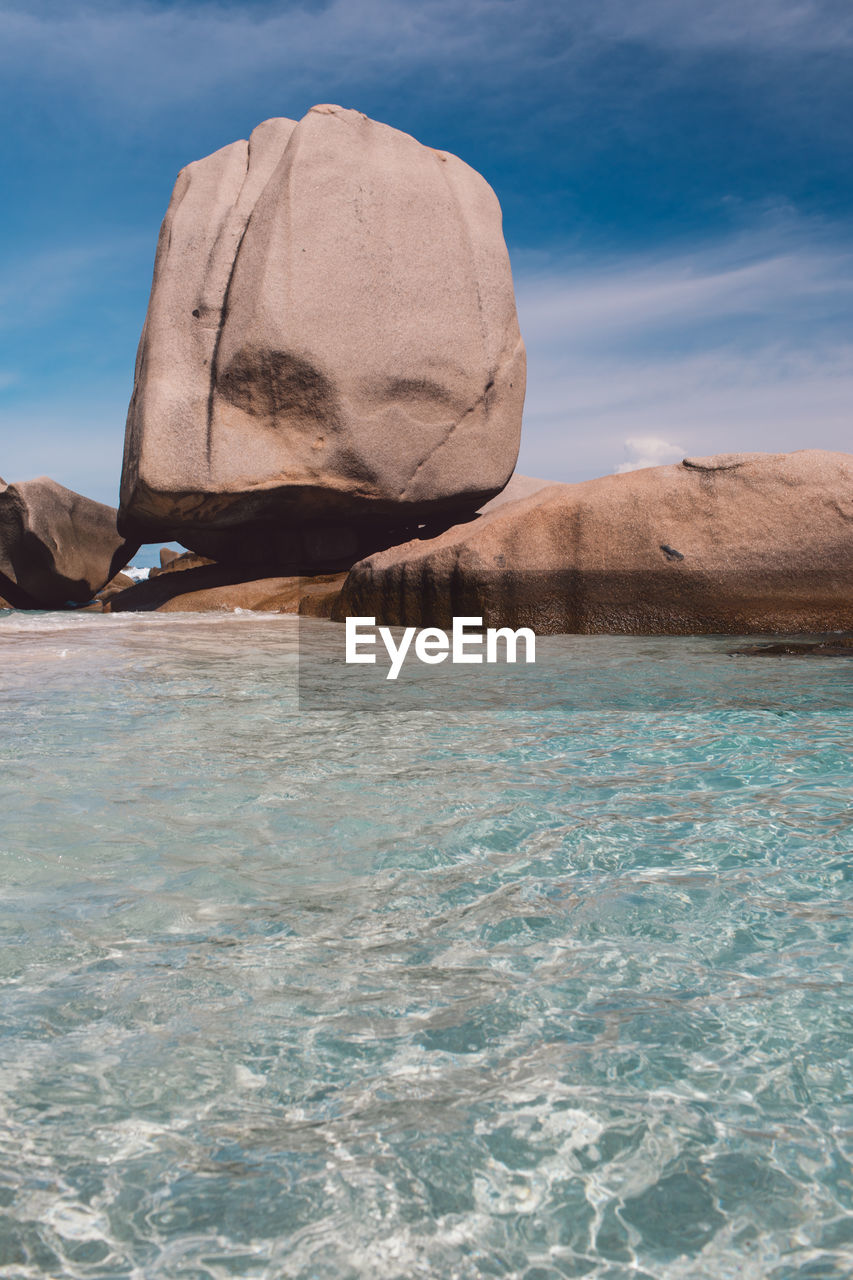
[1,0,851,505]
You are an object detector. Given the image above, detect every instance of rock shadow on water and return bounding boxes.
[730,636,853,658]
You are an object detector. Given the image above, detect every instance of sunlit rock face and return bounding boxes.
[120,105,525,563]
[334,450,853,635]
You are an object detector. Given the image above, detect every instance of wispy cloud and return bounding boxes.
[0,235,150,331]
[582,0,853,52]
[515,224,853,345]
[0,0,849,118]
[514,224,853,480]
[0,1,525,110]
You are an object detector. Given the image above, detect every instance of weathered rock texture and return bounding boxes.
[0,477,136,608]
[334,450,853,634]
[120,105,525,560]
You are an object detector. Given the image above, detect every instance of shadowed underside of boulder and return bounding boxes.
[0,477,137,608]
[333,450,853,634]
[120,104,525,559]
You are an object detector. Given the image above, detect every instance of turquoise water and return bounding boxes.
[1,611,852,1279]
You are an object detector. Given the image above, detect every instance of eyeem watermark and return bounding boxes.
[345,616,536,680]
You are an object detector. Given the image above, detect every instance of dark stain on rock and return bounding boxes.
[660,544,684,562]
[218,350,341,428]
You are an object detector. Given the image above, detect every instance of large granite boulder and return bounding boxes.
[334,450,853,634]
[120,104,525,561]
[0,477,136,608]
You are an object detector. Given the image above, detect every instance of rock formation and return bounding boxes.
[92,570,136,606]
[103,561,344,616]
[0,477,136,609]
[149,550,215,578]
[120,104,525,562]
[98,480,541,614]
[334,450,853,634]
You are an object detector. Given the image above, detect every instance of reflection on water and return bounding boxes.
[1,612,852,1278]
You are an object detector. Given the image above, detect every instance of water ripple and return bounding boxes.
[0,614,851,1277]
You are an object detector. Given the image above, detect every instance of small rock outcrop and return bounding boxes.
[120,104,525,560]
[730,637,853,657]
[92,570,136,606]
[148,550,215,578]
[334,450,853,634]
[102,561,345,615]
[0,477,137,608]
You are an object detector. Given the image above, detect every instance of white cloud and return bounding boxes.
[514,226,853,481]
[615,437,686,473]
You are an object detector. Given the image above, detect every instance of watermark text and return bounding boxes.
[345,616,536,680]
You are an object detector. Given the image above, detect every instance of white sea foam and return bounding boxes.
[0,610,299,634]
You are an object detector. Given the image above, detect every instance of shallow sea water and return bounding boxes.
[1,610,852,1279]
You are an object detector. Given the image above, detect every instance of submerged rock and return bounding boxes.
[334,450,853,634]
[120,104,525,560]
[0,477,136,608]
[730,637,853,657]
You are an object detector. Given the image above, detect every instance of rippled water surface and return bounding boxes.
[1,610,852,1279]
